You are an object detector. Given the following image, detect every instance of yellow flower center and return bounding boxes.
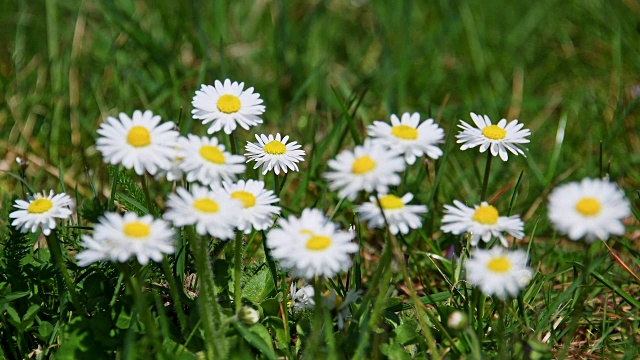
[379,194,404,209]
[27,198,53,214]
[322,290,344,308]
[352,155,376,174]
[199,145,225,164]
[472,205,499,225]
[217,94,241,114]
[123,221,151,238]
[193,198,219,213]
[481,125,507,140]
[391,125,418,140]
[231,190,257,208]
[264,140,287,155]
[486,256,512,273]
[575,197,601,217]
[127,126,151,147]
[301,230,332,251]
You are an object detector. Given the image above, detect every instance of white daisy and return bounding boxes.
[324,139,406,201]
[367,112,444,165]
[96,110,179,175]
[191,79,265,135]
[163,185,241,240]
[10,190,74,236]
[177,134,246,186]
[547,178,631,242]
[440,200,524,247]
[323,289,361,329]
[356,193,427,234]
[154,146,184,182]
[266,208,359,279]
[289,282,315,313]
[221,180,280,233]
[76,212,174,266]
[465,246,533,299]
[456,112,530,161]
[244,133,306,175]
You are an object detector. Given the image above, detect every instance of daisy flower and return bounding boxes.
[266,208,359,279]
[456,112,530,161]
[323,289,361,329]
[440,200,524,247]
[244,133,306,175]
[177,134,246,186]
[163,185,241,240]
[324,139,406,201]
[76,212,174,266]
[221,180,281,233]
[356,193,427,234]
[191,79,265,135]
[96,110,179,175]
[465,246,533,299]
[289,282,316,313]
[155,146,184,182]
[547,178,630,242]
[367,112,444,165]
[10,190,74,236]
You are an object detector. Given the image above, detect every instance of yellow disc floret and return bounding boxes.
[575,197,601,217]
[27,199,53,214]
[231,191,257,208]
[472,205,499,225]
[305,234,332,251]
[379,194,404,210]
[193,198,220,213]
[123,221,151,238]
[127,126,151,147]
[486,256,512,273]
[481,125,507,140]
[199,145,225,164]
[217,94,241,114]
[264,140,287,155]
[391,125,418,140]
[352,155,376,174]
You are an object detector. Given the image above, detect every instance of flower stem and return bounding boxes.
[480,151,493,201]
[140,174,156,216]
[306,277,325,359]
[234,230,244,313]
[47,230,83,313]
[187,226,225,359]
[496,300,507,360]
[161,257,188,333]
[121,263,162,354]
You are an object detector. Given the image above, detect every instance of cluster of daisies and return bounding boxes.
[9,78,632,311]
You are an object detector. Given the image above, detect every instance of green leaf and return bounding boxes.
[392,318,420,346]
[38,321,54,339]
[243,265,275,304]
[231,320,277,360]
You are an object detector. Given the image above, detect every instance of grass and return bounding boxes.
[1,0,640,359]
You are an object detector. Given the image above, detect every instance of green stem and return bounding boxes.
[480,151,493,201]
[47,230,83,313]
[187,227,225,359]
[352,247,393,360]
[122,263,162,354]
[140,174,156,216]
[161,257,188,332]
[306,278,325,360]
[273,172,280,194]
[234,231,244,313]
[228,131,238,154]
[388,233,440,358]
[474,288,485,348]
[496,301,507,360]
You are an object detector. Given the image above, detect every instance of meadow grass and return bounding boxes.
[1,0,639,359]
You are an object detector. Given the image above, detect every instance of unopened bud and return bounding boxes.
[238,306,260,325]
[447,310,468,330]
